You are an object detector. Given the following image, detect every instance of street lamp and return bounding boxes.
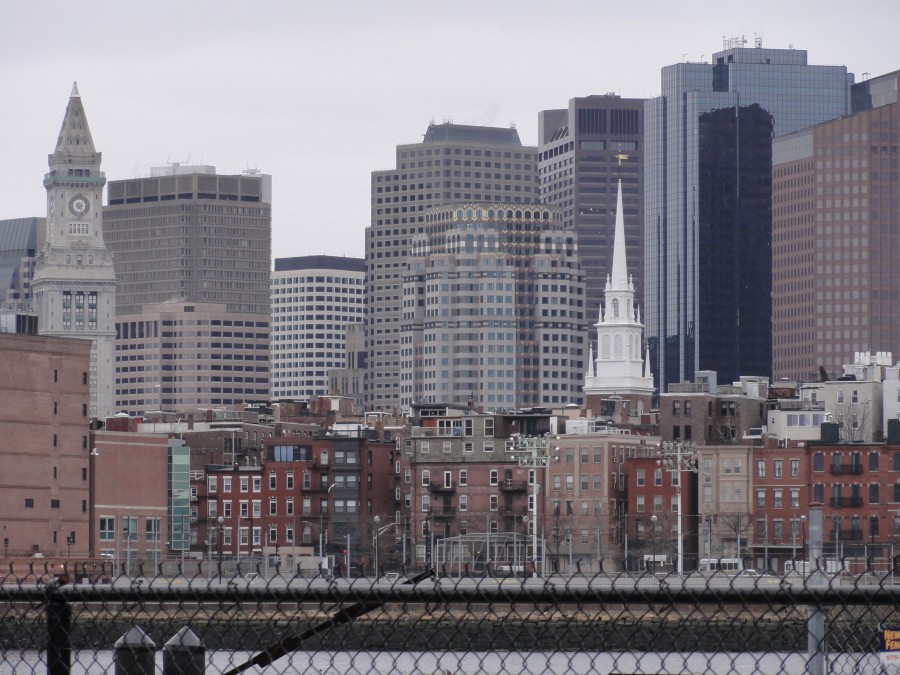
[373,515,381,579]
[657,441,698,576]
[522,515,530,577]
[650,514,659,574]
[216,515,224,579]
[321,483,337,561]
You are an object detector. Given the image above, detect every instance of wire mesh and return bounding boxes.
[2,561,900,674]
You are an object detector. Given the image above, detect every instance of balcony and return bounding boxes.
[829,496,864,508]
[829,464,864,475]
[499,479,528,493]
[829,529,864,542]
[432,507,457,518]
[429,481,457,493]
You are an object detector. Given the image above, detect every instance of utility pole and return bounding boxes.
[508,433,551,577]
[657,441,699,575]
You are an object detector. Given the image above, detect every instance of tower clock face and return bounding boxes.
[68,194,90,217]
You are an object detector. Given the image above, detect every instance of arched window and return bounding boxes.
[601,335,611,360]
[612,299,619,318]
[614,335,623,360]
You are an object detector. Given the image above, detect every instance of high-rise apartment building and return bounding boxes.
[271,255,365,400]
[103,165,272,412]
[772,70,900,381]
[402,203,584,408]
[367,123,539,411]
[32,83,118,419]
[644,40,853,390]
[539,95,644,319]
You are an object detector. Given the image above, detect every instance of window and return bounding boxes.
[773,520,783,538]
[684,401,692,415]
[208,476,218,493]
[443,441,452,454]
[757,460,766,478]
[870,484,879,504]
[145,518,160,542]
[580,447,589,464]
[565,475,574,490]
[208,502,217,519]
[774,460,783,478]
[240,501,249,517]
[463,441,473,453]
[459,495,468,511]
[252,477,261,492]
[673,401,681,415]
[421,470,430,486]
[99,517,115,541]
[240,477,249,493]
[870,453,880,471]
[653,495,663,512]
[813,484,825,502]
[286,472,294,490]
[269,474,277,490]
[774,490,783,509]
[489,495,498,511]
[484,418,494,437]
[814,453,825,472]
[554,475,561,490]
[757,490,766,508]
[581,475,589,490]
[790,489,799,509]
[286,498,294,515]
[269,498,277,516]
[483,442,494,453]
[459,470,467,486]
[489,470,498,486]
[636,496,645,512]
[791,459,800,477]
[636,469,645,486]
[654,469,662,486]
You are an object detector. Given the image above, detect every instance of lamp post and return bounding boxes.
[321,483,336,561]
[522,515,530,577]
[216,515,224,580]
[657,441,699,576]
[373,515,381,579]
[651,514,658,574]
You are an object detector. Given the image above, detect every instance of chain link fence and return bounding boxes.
[2,560,900,674]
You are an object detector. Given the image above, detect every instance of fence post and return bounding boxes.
[114,626,157,675]
[47,588,71,675]
[162,626,205,675]
[806,502,826,675]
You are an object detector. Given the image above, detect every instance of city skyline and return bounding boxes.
[1,1,897,261]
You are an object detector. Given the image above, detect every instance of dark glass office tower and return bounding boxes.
[644,41,852,389]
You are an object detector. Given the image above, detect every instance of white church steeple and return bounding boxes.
[583,177,654,403]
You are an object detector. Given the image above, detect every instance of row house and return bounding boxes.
[553,428,659,574]
[196,425,396,574]
[401,405,550,573]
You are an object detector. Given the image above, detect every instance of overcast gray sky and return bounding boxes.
[2,0,897,262]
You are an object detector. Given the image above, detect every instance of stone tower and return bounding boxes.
[32,82,117,419]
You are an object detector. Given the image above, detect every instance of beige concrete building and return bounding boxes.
[0,332,91,558]
[103,165,272,413]
[113,301,270,412]
[697,445,753,560]
[367,123,539,412]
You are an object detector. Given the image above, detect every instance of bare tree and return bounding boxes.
[833,401,871,443]
[718,508,751,560]
[714,400,742,444]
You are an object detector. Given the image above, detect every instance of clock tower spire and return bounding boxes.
[33,83,117,419]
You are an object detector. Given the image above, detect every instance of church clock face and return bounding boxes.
[68,194,90,217]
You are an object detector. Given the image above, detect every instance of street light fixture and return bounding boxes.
[321,483,337,560]
[657,441,699,576]
[650,514,659,574]
[373,515,381,579]
[216,515,225,580]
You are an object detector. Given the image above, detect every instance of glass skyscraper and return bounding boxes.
[644,42,853,390]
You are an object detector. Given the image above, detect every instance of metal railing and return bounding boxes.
[2,559,900,674]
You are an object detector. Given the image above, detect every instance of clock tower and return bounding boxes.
[32,82,117,419]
